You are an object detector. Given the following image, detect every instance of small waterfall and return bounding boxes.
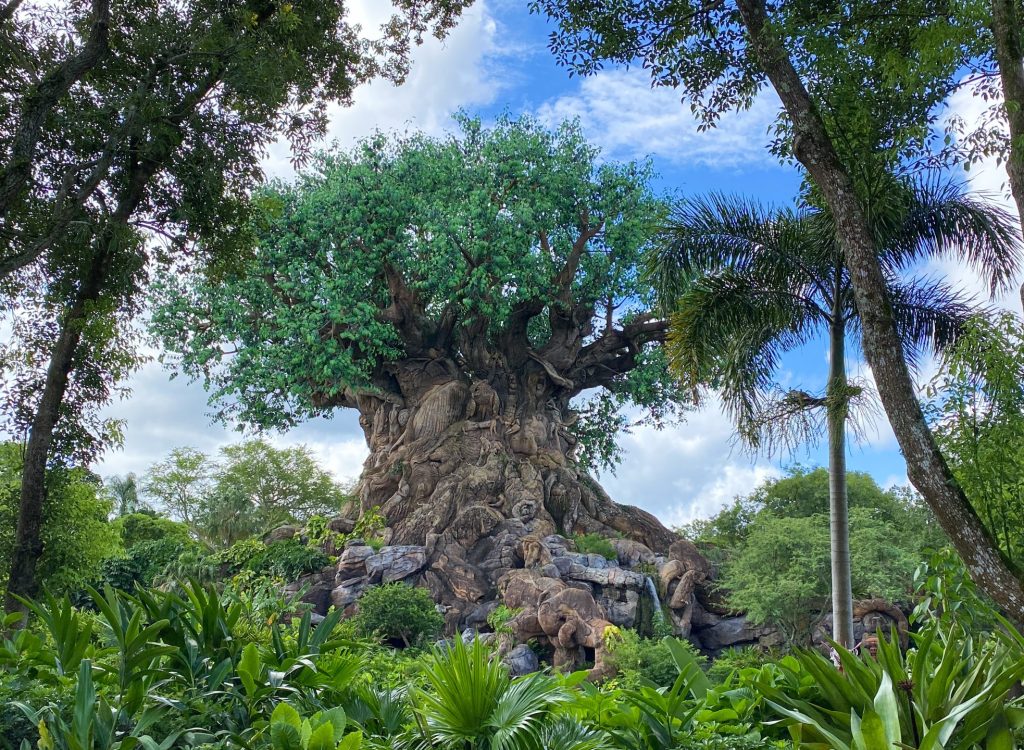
[642,575,669,636]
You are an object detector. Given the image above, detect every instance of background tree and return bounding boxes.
[152,115,687,621]
[141,447,213,529]
[531,0,1024,619]
[0,0,471,613]
[104,473,140,517]
[648,178,1021,645]
[687,468,945,643]
[199,440,348,547]
[928,313,1024,569]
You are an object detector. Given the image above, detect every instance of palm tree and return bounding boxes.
[646,176,1022,648]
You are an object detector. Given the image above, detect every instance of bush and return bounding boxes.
[212,537,268,573]
[98,537,193,591]
[707,646,770,684]
[354,582,444,647]
[115,512,191,549]
[605,629,706,687]
[245,538,330,580]
[573,532,617,560]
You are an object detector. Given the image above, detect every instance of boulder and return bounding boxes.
[264,525,300,544]
[336,544,374,581]
[331,576,368,609]
[697,615,776,651]
[504,644,540,677]
[611,538,656,568]
[365,545,427,584]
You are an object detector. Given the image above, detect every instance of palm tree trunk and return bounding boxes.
[827,307,854,649]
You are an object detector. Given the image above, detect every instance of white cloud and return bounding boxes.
[263,1,502,179]
[934,83,1023,315]
[601,400,781,526]
[536,68,782,168]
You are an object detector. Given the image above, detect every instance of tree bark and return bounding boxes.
[827,296,854,648]
[990,0,1024,238]
[735,0,1024,619]
[4,236,112,613]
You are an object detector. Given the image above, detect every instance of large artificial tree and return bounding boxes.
[154,116,686,617]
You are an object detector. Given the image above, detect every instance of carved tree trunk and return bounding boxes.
[346,356,677,624]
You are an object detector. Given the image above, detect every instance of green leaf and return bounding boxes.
[272,703,303,731]
[337,732,362,750]
[271,722,302,750]
[307,722,336,750]
[985,711,1014,750]
[873,671,901,746]
[856,708,890,750]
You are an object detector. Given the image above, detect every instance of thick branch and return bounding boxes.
[0,0,110,220]
[990,0,1024,241]
[736,0,1024,618]
[567,314,669,392]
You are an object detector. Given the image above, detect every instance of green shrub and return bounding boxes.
[354,582,444,647]
[572,532,617,560]
[98,537,192,591]
[212,537,268,573]
[707,646,770,684]
[115,512,191,549]
[486,604,519,635]
[606,628,707,687]
[245,538,330,580]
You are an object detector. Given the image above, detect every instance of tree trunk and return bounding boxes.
[990,0,1024,239]
[4,241,111,615]
[827,307,854,648]
[346,360,679,626]
[735,0,1024,619]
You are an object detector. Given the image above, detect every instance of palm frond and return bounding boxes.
[537,716,611,750]
[886,277,981,367]
[645,193,829,307]
[875,177,1023,295]
[487,672,568,750]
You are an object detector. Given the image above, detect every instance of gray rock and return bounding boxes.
[330,576,368,608]
[328,516,356,535]
[551,556,572,576]
[336,544,374,581]
[611,538,656,568]
[504,644,539,676]
[264,525,299,544]
[599,589,640,627]
[697,616,776,651]
[365,545,427,584]
[465,600,499,629]
[567,563,646,589]
[540,563,562,579]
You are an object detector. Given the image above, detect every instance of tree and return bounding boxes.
[928,313,1024,569]
[648,179,1021,645]
[0,443,121,596]
[141,447,214,529]
[200,439,348,547]
[152,115,687,621]
[531,0,1024,620]
[704,469,943,643]
[1,0,471,613]
[104,473,140,517]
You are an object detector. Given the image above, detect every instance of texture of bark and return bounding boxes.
[990,0,1024,239]
[735,0,1024,619]
[341,356,678,626]
[827,289,853,649]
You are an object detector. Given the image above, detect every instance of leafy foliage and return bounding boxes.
[244,539,330,582]
[354,582,444,648]
[0,443,121,595]
[572,533,618,561]
[927,313,1024,570]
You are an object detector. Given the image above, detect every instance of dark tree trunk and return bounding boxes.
[735,0,1024,619]
[345,355,678,624]
[990,0,1024,250]
[4,241,111,615]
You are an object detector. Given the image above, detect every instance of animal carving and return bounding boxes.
[520,534,551,568]
[466,380,501,423]
[407,381,469,441]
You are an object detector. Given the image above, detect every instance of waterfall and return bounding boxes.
[643,575,669,635]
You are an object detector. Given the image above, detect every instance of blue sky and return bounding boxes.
[92,0,1020,527]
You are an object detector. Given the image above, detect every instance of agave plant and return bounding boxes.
[756,620,1024,749]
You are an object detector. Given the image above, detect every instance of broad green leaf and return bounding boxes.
[272,702,303,731]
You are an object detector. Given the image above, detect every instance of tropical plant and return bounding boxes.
[756,621,1024,749]
[647,178,1022,646]
[574,533,618,561]
[412,637,582,750]
[268,702,362,750]
[927,313,1024,570]
[354,583,444,648]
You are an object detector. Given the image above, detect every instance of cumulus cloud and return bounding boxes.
[536,67,782,169]
[600,401,781,527]
[263,1,503,179]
